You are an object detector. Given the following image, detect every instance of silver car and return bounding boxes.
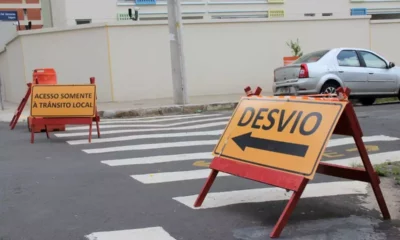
[273,47,400,105]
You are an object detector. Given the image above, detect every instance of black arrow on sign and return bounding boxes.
[232,132,309,157]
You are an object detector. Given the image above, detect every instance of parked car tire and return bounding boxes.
[359,97,376,106]
[319,81,340,94]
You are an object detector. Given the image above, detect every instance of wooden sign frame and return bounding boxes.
[29,77,101,144]
[193,87,390,238]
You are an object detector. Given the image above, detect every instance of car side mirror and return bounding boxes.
[388,62,395,68]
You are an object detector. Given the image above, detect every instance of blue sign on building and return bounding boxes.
[0,11,18,21]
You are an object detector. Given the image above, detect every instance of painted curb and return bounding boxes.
[98,101,239,118]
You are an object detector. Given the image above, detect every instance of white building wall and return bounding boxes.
[0,16,375,103]
[48,0,400,28]
[64,0,118,26]
[49,0,67,28]
[3,37,27,103]
[20,25,113,102]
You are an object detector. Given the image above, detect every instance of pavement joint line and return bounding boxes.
[99,101,239,119]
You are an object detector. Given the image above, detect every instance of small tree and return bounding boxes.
[286,39,303,57]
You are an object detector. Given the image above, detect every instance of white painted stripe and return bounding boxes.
[83,140,219,154]
[99,134,398,167]
[85,226,176,240]
[100,113,224,124]
[100,113,217,122]
[172,181,368,209]
[328,150,400,166]
[67,116,231,130]
[327,135,399,147]
[132,169,231,184]
[54,122,228,138]
[67,130,224,145]
[101,152,213,166]
[129,150,400,184]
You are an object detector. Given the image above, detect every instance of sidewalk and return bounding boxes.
[0,93,257,123]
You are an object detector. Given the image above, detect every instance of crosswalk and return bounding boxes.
[49,112,400,240]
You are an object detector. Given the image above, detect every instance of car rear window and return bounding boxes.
[292,50,330,64]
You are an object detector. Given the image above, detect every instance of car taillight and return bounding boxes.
[298,63,309,78]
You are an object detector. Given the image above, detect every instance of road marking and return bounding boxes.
[101,152,213,166]
[132,169,231,184]
[329,150,400,166]
[193,160,210,167]
[323,151,344,158]
[54,122,228,138]
[346,145,379,152]
[327,135,398,147]
[67,130,224,145]
[100,113,218,122]
[67,116,231,130]
[85,226,176,240]
[100,113,224,124]
[131,150,400,184]
[173,181,368,209]
[83,140,219,154]
[100,135,398,166]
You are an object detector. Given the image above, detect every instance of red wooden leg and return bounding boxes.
[45,125,50,139]
[88,123,93,143]
[270,178,309,238]
[9,114,16,127]
[31,123,35,144]
[96,118,100,138]
[194,169,219,207]
[353,135,391,219]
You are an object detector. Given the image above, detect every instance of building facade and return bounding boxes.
[0,0,42,30]
[40,0,400,29]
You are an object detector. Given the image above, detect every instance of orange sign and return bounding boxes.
[30,84,96,117]
[213,97,347,179]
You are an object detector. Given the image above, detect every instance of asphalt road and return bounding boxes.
[1,102,400,240]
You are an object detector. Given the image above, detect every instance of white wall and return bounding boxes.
[5,15,400,105]
[370,20,400,65]
[0,22,17,49]
[46,0,400,28]
[64,0,118,26]
[49,0,67,28]
[3,37,27,103]
[20,25,113,102]
[0,48,8,103]
[179,17,370,97]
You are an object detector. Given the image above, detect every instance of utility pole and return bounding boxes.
[167,0,188,105]
[0,76,4,110]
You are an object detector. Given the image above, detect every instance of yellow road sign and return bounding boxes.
[213,97,347,179]
[30,84,96,117]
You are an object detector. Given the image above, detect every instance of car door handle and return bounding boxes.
[369,72,374,75]
[338,71,344,73]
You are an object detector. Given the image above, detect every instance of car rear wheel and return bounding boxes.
[320,82,339,94]
[359,97,376,106]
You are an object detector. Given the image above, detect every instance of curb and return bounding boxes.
[98,101,239,118]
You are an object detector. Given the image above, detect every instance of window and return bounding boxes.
[337,50,361,67]
[371,13,400,20]
[359,51,387,68]
[76,19,92,25]
[292,50,330,64]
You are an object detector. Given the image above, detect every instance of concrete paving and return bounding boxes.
[1,103,400,239]
[0,93,250,122]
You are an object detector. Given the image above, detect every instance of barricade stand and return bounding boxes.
[90,77,101,138]
[29,82,100,144]
[193,87,390,238]
[10,83,32,130]
[11,68,58,130]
